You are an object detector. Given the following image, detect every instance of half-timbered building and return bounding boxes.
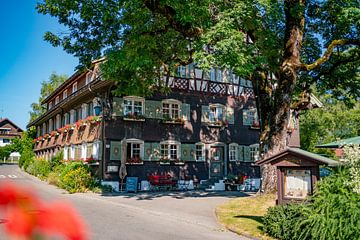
[28,61,261,186]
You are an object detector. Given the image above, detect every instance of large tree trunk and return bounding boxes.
[258,0,305,193]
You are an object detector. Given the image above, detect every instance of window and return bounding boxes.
[86,72,93,84]
[209,104,224,122]
[160,141,180,160]
[162,99,181,120]
[250,144,260,161]
[88,102,94,116]
[125,139,144,161]
[229,143,238,161]
[123,97,144,116]
[74,145,81,160]
[0,128,10,135]
[63,90,68,99]
[86,143,93,159]
[177,65,186,77]
[72,82,78,93]
[48,102,53,110]
[3,139,10,143]
[195,143,205,161]
[243,108,259,126]
[55,96,59,105]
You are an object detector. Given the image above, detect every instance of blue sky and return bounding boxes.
[0,1,78,130]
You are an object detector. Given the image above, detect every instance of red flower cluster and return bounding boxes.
[0,182,88,240]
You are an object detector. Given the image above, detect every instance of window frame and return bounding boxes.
[250,144,260,161]
[55,96,60,105]
[229,143,238,162]
[63,90,68,99]
[208,104,225,123]
[72,82,78,93]
[160,140,181,161]
[123,96,145,116]
[125,139,144,161]
[195,143,205,162]
[162,99,181,120]
[86,72,93,85]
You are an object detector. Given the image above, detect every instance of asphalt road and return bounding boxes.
[0,164,249,240]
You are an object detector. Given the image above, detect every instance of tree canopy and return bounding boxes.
[29,72,68,123]
[300,94,360,155]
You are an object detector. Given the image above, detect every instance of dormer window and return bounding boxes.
[63,90,68,99]
[72,82,78,93]
[55,96,59,105]
[86,72,93,85]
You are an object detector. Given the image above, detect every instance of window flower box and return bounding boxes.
[160,158,171,165]
[123,114,145,122]
[207,120,228,127]
[250,121,260,129]
[85,116,102,125]
[126,157,144,165]
[162,117,185,125]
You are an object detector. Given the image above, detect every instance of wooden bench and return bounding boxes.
[148,175,177,191]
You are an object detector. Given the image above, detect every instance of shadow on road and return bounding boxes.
[101,190,251,200]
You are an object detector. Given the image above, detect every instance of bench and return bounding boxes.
[148,175,177,191]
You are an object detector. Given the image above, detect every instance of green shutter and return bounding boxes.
[110,141,122,161]
[112,98,123,116]
[201,105,210,123]
[238,145,244,161]
[181,144,196,161]
[150,142,160,160]
[243,146,251,162]
[243,109,252,126]
[144,142,152,161]
[145,100,162,119]
[226,106,234,124]
[181,103,191,121]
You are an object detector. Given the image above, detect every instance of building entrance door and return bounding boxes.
[209,146,224,179]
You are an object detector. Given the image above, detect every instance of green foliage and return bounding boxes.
[49,151,64,170]
[26,158,51,180]
[262,203,307,240]
[341,145,360,193]
[29,72,67,122]
[300,94,360,154]
[263,167,360,240]
[59,162,96,193]
[19,148,35,170]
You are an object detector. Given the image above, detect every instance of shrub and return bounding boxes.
[47,164,65,186]
[49,151,64,170]
[296,167,360,240]
[19,148,35,170]
[26,158,51,180]
[263,167,360,240]
[263,203,307,240]
[59,162,96,193]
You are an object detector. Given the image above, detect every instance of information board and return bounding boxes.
[126,177,138,193]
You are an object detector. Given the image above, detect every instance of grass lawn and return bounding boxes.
[216,193,276,240]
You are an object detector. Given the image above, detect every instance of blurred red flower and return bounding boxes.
[0,181,88,240]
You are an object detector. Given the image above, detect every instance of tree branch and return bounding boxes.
[301,39,360,71]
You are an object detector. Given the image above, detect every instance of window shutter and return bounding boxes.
[226,106,235,124]
[110,141,122,160]
[144,142,152,161]
[145,100,162,119]
[243,146,251,162]
[181,144,196,161]
[112,98,123,116]
[243,109,252,126]
[150,142,160,161]
[201,105,210,123]
[238,145,244,161]
[181,103,191,121]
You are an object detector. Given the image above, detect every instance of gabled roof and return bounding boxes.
[0,118,23,132]
[256,147,338,167]
[316,136,360,148]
